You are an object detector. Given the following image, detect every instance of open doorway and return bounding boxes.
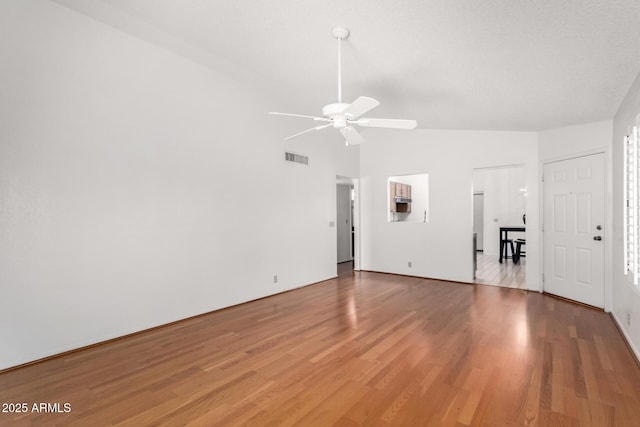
[472,165,527,289]
[336,175,359,276]
[473,192,484,253]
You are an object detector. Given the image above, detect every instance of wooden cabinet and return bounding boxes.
[398,184,412,199]
[389,182,397,212]
[389,181,412,213]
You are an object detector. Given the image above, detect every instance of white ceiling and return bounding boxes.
[58,0,640,131]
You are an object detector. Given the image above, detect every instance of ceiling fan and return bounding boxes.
[269,27,417,146]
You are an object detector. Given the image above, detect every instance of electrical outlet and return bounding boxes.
[408,261,412,268]
[273,275,278,283]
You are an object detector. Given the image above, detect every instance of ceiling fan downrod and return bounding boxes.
[332,27,350,103]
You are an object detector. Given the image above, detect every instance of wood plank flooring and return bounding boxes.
[1,270,639,426]
[475,252,526,289]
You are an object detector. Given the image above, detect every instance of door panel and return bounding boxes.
[553,246,567,279]
[554,195,567,232]
[576,193,591,233]
[576,248,591,285]
[543,153,605,308]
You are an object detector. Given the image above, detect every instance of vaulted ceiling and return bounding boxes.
[57,0,640,131]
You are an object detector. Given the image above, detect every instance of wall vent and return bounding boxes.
[285,152,309,165]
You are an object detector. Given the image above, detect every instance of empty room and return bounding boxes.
[2,1,640,425]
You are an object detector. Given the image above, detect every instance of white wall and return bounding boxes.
[613,71,640,360]
[539,121,613,161]
[0,1,358,370]
[360,129,539,286]
[473,167,526,256]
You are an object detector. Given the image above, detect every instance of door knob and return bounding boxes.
[596,225,603,230]
[593,236,602,241]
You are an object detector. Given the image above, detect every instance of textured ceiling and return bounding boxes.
[57,0,640,131]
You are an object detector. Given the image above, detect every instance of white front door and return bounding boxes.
[543,153,605,308]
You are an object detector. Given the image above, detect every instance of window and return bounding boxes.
[624,126,640,285]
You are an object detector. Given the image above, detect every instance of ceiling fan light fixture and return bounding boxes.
[332,26,350,40]
[333,119,347,129]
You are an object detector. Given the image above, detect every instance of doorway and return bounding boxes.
[472,165,527,289]
[543,153,605,308]
[473,192,484,252]
[336,175,360,275]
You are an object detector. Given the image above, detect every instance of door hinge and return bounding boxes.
[542,274,545,283]
[541,175,545,182]
[542,223,544,232]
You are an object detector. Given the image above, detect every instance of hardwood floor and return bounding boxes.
[475,251,526,289]
[1,270,639,426]
[337,260,354,276]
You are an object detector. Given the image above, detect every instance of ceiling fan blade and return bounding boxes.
[343,96,380,119]
[269,112,330,122]
[340,126,365,145]
[284,123,333,140]
[355,118,417,129]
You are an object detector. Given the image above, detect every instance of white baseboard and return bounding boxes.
[611,312,640,365]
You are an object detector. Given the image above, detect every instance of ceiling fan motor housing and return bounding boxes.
[322,102,350,128]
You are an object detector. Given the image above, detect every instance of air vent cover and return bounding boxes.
[285,152,309,165]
